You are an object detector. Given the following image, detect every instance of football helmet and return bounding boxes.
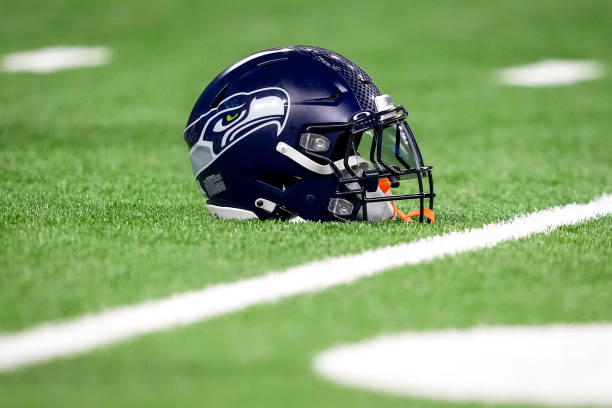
[184,46,435,222]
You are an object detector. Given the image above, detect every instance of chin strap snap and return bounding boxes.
[379,178,435,223]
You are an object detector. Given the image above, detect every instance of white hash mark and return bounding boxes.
[1,46,111,74]
[498,59,603,87]
[314,324,612,406]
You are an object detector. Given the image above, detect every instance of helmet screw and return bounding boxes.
[306,194,316,204]
[256,199,264,207]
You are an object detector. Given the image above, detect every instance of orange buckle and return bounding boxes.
[378,177,392,194]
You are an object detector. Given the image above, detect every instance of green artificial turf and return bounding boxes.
[1,0,611,406]
[1,217,610,408]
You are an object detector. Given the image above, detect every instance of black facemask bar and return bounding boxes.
[303,105,435,222]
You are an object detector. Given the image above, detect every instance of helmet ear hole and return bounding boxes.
[257,173,301,191]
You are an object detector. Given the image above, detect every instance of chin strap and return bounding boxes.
[379,178,435,224]
[394,206,435,223]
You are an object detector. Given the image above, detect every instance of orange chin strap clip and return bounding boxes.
[378,178,435,224]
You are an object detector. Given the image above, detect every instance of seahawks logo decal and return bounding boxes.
[186,87,290,177]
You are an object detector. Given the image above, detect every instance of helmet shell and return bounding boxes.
[184,46,384,221]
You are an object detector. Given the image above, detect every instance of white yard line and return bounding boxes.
[313,324,612,406]
[0,194,610,372]
[1,46,111,74]
[498,59,603,87]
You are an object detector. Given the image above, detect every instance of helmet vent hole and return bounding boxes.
[210,83,229,109]
[305,89,341,103]
[258,173,301,191]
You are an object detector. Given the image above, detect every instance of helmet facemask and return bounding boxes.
[302,104,435,223]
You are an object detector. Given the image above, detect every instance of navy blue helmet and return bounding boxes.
[184,46,435,222]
